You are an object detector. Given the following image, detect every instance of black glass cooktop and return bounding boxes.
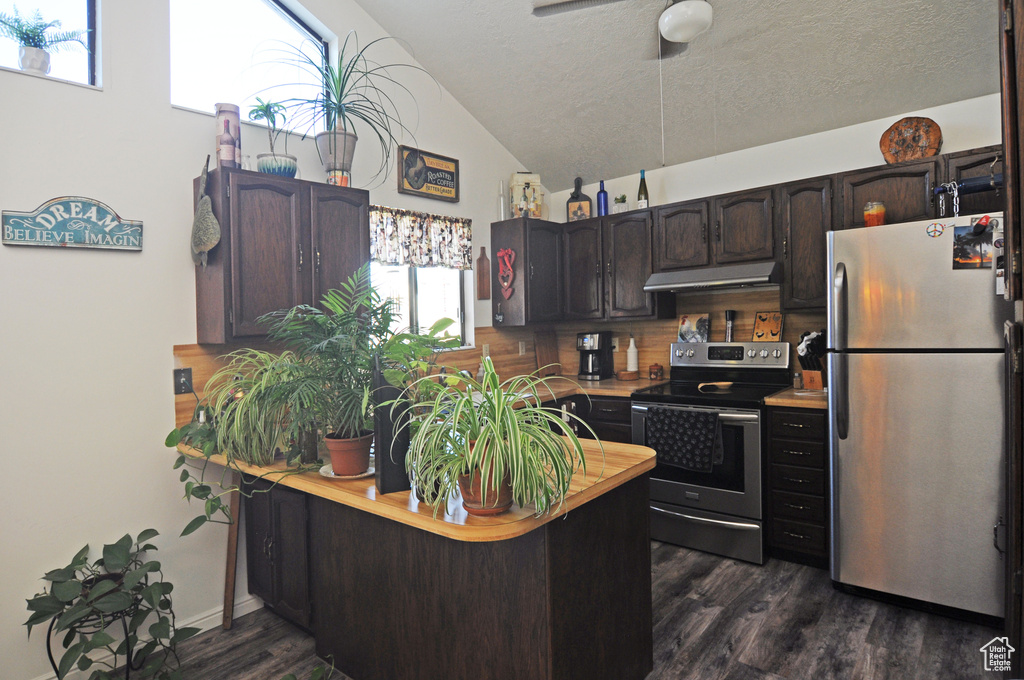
[631,381,786,409]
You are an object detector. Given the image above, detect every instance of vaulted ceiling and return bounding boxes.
[355,0,1001,193]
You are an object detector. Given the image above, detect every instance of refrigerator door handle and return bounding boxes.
[835,351,849,440]
[832,262,848,351]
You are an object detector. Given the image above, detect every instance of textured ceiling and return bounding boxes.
[354,0,1000,193]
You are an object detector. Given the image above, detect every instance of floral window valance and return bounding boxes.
[369,205,473,270]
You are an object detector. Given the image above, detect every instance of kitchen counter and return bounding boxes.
[542,375,663,400]
[764,386,828,410]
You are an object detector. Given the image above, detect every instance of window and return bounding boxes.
[0,0,96,85]
[371,262,466,345]
[169,0,325,116]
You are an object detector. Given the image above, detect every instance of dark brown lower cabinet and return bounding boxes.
[766,407,829,569]
[577,395,633,444]
[243,477,312,630]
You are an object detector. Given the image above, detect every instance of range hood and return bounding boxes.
[643,261,780,292]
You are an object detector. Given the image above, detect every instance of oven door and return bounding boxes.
[631,402,762,520]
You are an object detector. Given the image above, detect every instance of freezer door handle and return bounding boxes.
[832,262,848,351]
[834,351,849,440]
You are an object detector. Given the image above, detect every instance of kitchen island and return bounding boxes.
[180,439,655,680]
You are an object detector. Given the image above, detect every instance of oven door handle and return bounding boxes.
[651,506,760,531]
[631,404,758,423]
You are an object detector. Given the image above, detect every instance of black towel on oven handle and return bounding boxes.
[646,406,722,474]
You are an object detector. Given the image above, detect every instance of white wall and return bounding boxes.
[549,94,1003,221]
[0,2,522,678]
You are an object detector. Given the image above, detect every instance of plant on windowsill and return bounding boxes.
[403,356,600,517]
[273,31,434,185]
[0,7,87,76]
[248,97,298,178]
[24,530,199,680]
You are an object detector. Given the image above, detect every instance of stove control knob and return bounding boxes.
[675,349,684,357]
[747,349,756,358]
[760,349,770,358]
[685,348,695,358]
[772,349,783,358]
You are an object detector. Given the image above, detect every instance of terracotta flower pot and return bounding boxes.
[458,469,513,516]
[324,432,372,476]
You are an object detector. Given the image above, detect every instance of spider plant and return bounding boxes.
[404,356,599,517]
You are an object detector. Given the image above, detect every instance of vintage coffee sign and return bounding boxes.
[3,197,143,251]
[397,146,459,202]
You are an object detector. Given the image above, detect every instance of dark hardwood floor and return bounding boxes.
[173,542,999,680]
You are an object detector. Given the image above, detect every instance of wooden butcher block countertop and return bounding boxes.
[764,387,828,410]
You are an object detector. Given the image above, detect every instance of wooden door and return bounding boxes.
[713,188,774,263]
[837,159,939,229]
[526,221,563,322]
[777,178,832,309]
[944,145,1005,217]
[653,200,709,271]
[604,212,654,319]
[310,184,369,303]
[244,479,274,605]
[490,219,527,326]
[562,217,604,320]
[228,172,309,337]
[271,486,312,630]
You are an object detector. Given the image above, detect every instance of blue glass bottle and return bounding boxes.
[597,181,608,216]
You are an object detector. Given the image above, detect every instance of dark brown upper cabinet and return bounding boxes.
[194,168,369,344]
[943,145,1005,217]
[562,217,604,320]
[776,177,833,310]
[837,158,939,229]
[713,187,775,263]
[490,217,564,326]
[653,200,710,271]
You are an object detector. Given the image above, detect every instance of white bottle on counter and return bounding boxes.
[627,337,639,372]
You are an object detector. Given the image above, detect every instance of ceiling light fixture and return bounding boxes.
[659,0,713,43]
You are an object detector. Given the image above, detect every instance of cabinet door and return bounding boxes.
[271,486,311,629]
[604,212,654,318]
[944,145,1005,217]
[229,173,310,337]
[310,184,369,303]
[653,200,709,271]
[837,159,939,229]
[244,480,273,604]
[490,219,527,326]
[713,188,774,263]
[526,222,563,322]
[777,178,832,309]
[562,218,604,320]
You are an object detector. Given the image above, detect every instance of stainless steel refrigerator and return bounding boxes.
[827,212,1011,617]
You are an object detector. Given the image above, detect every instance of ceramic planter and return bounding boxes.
[19,46,50,75]
[256,153,298,178]
[315,129,358,175]
[324,432,372,476]
[458,469,513,516]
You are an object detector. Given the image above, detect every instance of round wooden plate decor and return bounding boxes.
[879,116,942,164]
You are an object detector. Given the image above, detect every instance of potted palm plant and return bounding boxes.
[248,97,298,177]
[404,356,597,516]
[275,32,430,185]
[0,7,87,75]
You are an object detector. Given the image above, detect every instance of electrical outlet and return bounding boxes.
[482,343,490,357]
[174,368,193,395]
[611,337,620,352]
[518,341,526,355]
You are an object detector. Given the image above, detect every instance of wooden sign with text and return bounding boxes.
[3,197,143,251]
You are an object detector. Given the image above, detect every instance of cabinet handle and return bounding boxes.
[784,422,807,429]
[784,502,812,511]
[782,449,811,456]
[530,263,534,280]
[783,237,788,257]
[702,224,707,243]
[784,530,812,541]
[597,407,619,413]
[782,477,809,484]
[298,243,304,272]
[316,249,321,273]
[716,222,721,241]
[594,261,601,278]
[606,261,611,277]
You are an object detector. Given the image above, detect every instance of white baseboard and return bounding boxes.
[27,596,264,680]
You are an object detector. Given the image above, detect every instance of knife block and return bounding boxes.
[802,371,824,390]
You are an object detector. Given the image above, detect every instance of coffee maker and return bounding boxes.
[577,332,613,381]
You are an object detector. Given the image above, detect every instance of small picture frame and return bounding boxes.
[752,311,784,341]
[567,199,592,222]
[678,313,710,342]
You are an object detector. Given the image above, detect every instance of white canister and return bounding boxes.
[215,103,241,168]
[626,337,639,372]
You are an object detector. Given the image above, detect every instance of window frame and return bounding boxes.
[406,267,467,343]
